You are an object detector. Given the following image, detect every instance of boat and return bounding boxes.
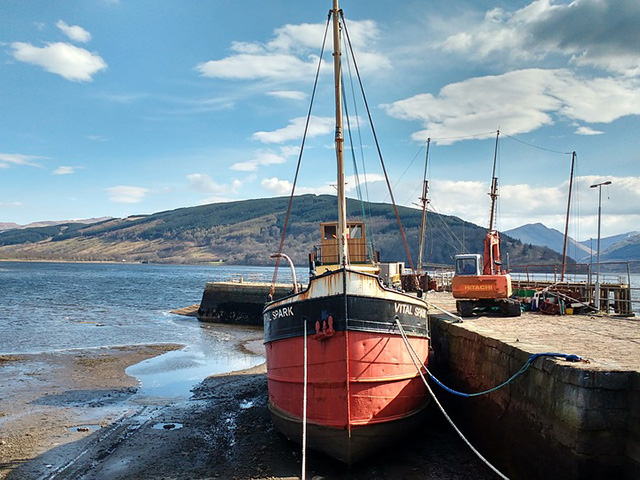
[263,0,431,465]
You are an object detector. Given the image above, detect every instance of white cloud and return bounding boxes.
[426,175,640,238]
[267,90,307,101]
[575,126,603,136]
[87,135,108,141]
[187,173,229,195]
[196,19,389,82]
[196,53,320,81]
[53,166,75,175]
[383,69,640,144]
[441,0,640,76]
[106,186,148,203]
[231,150,287,172]
[261,173,385,197]
[261,177,292,195]
[0,152,44,168]
[252,116,334,144]
[344,174,385,194]
[56,20,91,43]
[11,42,107,82]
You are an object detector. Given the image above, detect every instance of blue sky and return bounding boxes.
[1,0,638,241]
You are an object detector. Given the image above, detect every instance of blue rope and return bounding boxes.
[428,352,584,397]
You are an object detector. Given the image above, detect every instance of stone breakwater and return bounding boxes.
[426,290,639,480]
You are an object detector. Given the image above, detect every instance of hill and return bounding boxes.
[504,223,590,260]
[599,233,640,262]
[505,223,640,263]
[0,217,111,233]
[0,195,563,267]
[579,231,639,254]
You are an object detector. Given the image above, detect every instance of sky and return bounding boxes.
[1,0,638,241]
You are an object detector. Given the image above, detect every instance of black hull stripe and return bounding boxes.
[263,294,429,343]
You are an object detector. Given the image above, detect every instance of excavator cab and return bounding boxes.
[452,251,521,317]
[455,254,481,276]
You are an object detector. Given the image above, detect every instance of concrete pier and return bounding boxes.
[197,281,292,325]
[426,291,639,479]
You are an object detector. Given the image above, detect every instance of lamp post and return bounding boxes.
[590,180,611,311]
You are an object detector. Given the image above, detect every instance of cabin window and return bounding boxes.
[348,225,362,239]
[323,225,337,240]
[456,257,479,276]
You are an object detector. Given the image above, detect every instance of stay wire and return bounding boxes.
[341,11,416,272]
[501,131,573,156]
[342,38,377,259]
[269,13,331,296]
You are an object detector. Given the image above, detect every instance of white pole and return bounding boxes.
[590,180,611,312]
[595,186,602,310]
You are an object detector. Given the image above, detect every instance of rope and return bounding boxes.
[425,302,463,323]
[394,317,510,480]
[395,317,586,479]
[269,14,331,297]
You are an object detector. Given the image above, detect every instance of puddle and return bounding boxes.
[68,424,101,432]
[152,422,183,430]
[125,343,263,400]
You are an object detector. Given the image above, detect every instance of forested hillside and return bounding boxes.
[0,194,563,266]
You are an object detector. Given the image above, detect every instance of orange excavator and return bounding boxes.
[452,131,521,317]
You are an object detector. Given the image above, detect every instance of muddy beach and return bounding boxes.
[0,336,495,480]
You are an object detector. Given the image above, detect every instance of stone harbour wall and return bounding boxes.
[429,316,640,480]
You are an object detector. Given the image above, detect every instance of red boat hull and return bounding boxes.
[263,268,431,464]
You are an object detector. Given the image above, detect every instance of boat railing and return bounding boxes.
[312,243,377,266]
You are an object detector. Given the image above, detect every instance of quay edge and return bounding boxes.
[197,281,292,325]
[429,312,640,479]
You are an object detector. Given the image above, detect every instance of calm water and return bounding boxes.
[0,262,295,397]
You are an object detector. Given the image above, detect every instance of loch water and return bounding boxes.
[0,261,293,397]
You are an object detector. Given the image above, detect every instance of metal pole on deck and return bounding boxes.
[591,180,611,311]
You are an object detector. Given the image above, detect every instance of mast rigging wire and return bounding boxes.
[341,11,416,272]
[269,14,331,296]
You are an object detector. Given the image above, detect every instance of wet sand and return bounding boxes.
[1,334,495,479]
[0,344,181,479]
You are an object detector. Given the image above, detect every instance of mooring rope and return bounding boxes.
[395,317,587,479]
[394,317,509,479]
[302,319,308,480]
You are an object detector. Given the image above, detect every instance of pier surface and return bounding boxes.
[426,291,639,370]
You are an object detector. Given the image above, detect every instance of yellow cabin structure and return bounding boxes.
[315,221,379,275]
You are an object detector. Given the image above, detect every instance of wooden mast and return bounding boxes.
[417,138,431,274]
[561,151,576,282]
[332,0,348,266]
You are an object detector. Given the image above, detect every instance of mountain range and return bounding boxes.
[0,195,563,267]
[504,223,640,263]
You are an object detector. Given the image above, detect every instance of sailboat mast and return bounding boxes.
[417,138,431,274]
[332,0,348,266]
[561,151,576,282]
[488,130,500,232]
